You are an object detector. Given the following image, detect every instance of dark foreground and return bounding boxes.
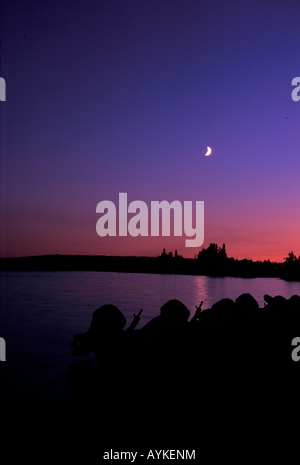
[2,293,300,464]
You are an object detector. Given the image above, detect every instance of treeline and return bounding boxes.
[158,243,300,280]
[160,244,296,279]
[0,243,299,281]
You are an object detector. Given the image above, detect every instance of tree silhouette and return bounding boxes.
[285,251,298,263]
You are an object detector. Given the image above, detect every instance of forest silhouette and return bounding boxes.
[1,243,299,281]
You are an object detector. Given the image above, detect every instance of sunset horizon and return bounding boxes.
[1,0,299,263]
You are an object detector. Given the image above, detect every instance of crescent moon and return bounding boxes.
[205,146,212,157]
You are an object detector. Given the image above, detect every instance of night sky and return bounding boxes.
[1,0,299,261]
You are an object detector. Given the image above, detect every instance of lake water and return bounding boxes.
[0,270,299,400]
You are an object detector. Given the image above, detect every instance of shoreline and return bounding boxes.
[0,254,299,281]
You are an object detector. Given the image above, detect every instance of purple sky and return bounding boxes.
[1,0,300,261]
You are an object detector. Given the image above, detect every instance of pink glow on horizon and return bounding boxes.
[1,1,300,263]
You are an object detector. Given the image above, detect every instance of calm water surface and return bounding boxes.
[0,271,299,399]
